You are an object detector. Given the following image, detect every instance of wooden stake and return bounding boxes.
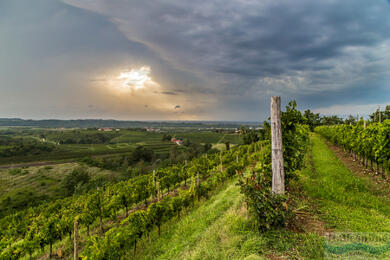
[153,170,156,198]
[74,220,79,260]
[271,96,285,194]
[236,154,239,163]
[157,181,161,201]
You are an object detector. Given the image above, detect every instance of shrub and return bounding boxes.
[238,171,289,230]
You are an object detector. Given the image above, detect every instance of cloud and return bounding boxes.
[161,91,177,95]
[2,0,390,120]
[61,0,390,119]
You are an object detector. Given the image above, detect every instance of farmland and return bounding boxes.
[0,128,243,166]
[0,126,246,219]
[0,163,120,218]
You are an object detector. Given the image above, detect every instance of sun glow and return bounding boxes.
[117,66,157,91]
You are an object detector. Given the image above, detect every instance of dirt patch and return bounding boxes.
[287,193,329,236]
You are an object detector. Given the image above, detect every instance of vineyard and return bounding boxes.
[0,140,262,259]
[315,119,390,177]
[2,102,390,259]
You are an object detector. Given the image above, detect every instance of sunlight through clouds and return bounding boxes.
[117,66,158,91]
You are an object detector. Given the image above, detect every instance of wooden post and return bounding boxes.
[236,154,239,163]
[364,120,367,129]
[153,170,156,198]
[74,220,79,260]
[271,96,285,194]
[157,181,161,201]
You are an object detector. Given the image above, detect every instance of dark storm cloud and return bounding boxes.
[2,0,390,120]
[63,0,390,102]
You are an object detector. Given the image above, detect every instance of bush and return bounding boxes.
[61,167,90,196]
[238,171,289,230]
[8,168,28,176]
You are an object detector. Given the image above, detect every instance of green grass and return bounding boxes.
[300,134,390,233]
[0,163,120,217]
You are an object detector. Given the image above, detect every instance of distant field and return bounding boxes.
[0,163,119,217]
[171,132,242,144]
[0,129,242,165]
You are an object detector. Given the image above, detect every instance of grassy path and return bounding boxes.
[300,134,390,258]
[302,134,390,233]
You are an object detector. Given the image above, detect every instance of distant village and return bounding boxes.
[97,128,120,132]
[170,137,183,145]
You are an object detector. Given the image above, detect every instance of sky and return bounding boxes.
[1,0,390,121]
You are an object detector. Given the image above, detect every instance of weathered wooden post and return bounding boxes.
[152,170,156,198]
[157,181,161,201]
[74,220,79,260]
[271,96,285,194]
[236,154,239,163]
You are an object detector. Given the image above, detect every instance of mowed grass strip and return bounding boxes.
[300,134,390,232]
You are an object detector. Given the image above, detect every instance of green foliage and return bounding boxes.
[61,167,90,196]
[242,128,260,145]
[0,141,56,157]
[281,101,310,181]
[370,105,390,123]
[315,119,390,171]
[161,134,172,141]
[303,109,321,131]
[225,141,230,150]
[8,168,28,176]
[238,171,289,230]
